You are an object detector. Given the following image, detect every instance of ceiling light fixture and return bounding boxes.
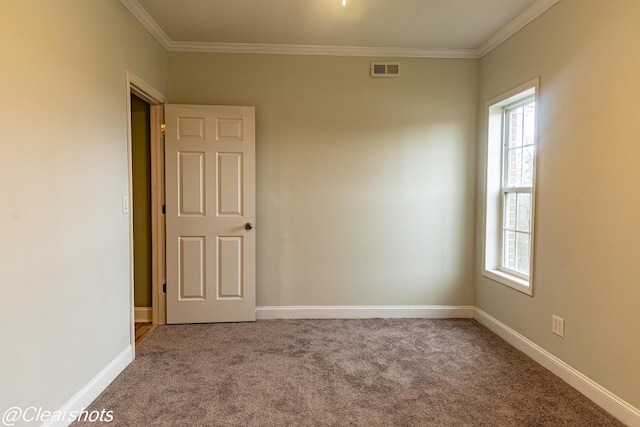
[342,0,346,6]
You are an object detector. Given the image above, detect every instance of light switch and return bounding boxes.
[122,195,130,214]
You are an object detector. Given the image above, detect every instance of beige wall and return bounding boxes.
[169,53,478,307]
[0,0,167,418]
[476,0,640,409]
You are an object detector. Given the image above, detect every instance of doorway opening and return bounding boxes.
[126,71,167,354]
[131,93,154,342]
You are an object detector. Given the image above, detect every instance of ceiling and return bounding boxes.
[123,0,560,58]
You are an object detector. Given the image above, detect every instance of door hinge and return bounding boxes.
[162,204,166,214]
[162,283,166,293]
[160,123,166,134]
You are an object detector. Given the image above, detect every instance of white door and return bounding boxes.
[165,104,255,324]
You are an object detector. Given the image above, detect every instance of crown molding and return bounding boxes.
[168,42,478,59]
[477,0,561,58]
[120,0,172,50]
[120,0,476,58]
[122,0,561,59]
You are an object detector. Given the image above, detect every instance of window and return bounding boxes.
[482,79,539,295]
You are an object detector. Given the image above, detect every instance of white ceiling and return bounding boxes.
[123,0,560,58]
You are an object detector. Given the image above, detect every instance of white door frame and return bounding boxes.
[125,71,167,356]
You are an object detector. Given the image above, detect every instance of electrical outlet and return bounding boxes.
[552,315,565,338]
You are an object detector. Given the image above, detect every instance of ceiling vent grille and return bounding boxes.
[370,62,401,78]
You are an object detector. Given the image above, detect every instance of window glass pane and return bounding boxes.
[523,102,535,146]
[507,148,523,187]
[516,232,531,275]
[508,107,523,148]
[516,193,531,232]
[521,145,534,186]
[503,230,516,270]
[504,192,517,230]
[492,92,536,283]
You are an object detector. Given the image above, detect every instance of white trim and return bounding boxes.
[486,79,538,114]
[150,103,166,326]
[256,305,475,320]
[134,307,152,322]
[477,0,561,57]
[168,42,478,59]
[482,78,539,297]
[473,309,640,427]
[119,0,476,58]
[482,269,532,295]
[42,346,132,427]
[125,74,136,359]
[120,0,172,50]
[127,71,168,105]
[122,0,560,58]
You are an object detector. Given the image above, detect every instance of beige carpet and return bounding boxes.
[73,319,623,426]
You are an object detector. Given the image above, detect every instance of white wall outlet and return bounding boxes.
[122,195,130,214]
[552,315,565,338]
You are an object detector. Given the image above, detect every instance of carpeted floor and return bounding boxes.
[73,319,623,426]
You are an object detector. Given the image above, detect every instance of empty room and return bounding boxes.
[1,0,639,426]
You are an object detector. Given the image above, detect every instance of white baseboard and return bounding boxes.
[134,307,152,323]
[42,345,132,427]
[256,305,475,320]
[473,308,640,427]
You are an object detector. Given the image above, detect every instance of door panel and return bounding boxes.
[218,236,243,299]
[217,152,243,216]
[178,236,206,300]
[165,104,255,324]
[178,152,205,216]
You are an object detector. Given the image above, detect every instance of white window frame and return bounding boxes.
[482,78,539,296]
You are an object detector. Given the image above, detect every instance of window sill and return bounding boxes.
[482,269,533,296]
